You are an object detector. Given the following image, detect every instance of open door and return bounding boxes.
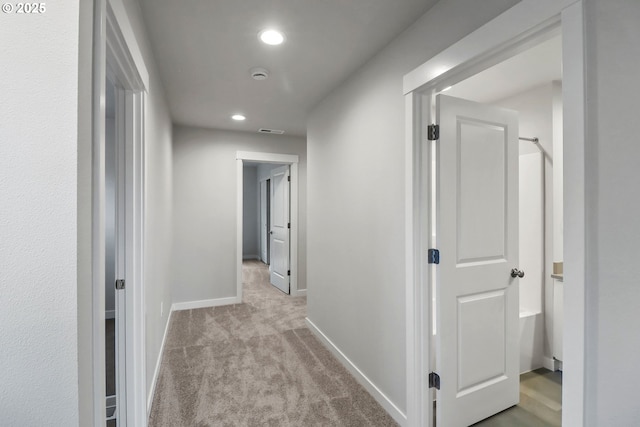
[260,179,270,264]
[435,94,520,426]
[269,165,290,293]
[105,76,128,427]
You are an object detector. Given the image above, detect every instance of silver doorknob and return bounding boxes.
[510,268,525,278]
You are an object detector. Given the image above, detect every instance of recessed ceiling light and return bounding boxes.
[259,29,285,45]
[231,114,246,121]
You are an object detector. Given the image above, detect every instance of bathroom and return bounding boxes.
[446,34,564,377]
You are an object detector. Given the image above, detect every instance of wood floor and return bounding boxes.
[473,368,562,426]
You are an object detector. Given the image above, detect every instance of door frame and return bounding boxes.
[236,152,301,297]
[92,0,148,425]
[403,1,585,426]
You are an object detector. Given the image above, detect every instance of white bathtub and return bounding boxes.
[519,310,545,373]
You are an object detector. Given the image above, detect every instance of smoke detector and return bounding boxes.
[250,67,269,80]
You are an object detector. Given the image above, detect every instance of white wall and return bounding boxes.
[518,151,545,373]
[0,1,81,424]
[242,166,259,258]
[493,83,557,363]
[518,153,544,315]
[172,127,307,303]
[583,0,640,424]
[552,81,563,263]
[307,0,519,415]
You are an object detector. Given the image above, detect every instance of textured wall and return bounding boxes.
[0,1,81,424]
[583,0,640,424]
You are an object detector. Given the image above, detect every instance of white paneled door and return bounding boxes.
[435,95,520,426]
[260,179,269,264]
[269,165,290,293]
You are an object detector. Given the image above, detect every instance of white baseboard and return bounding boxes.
[105,310,115,320]
[294,289,307,297]
[171,296,241,311]
[305,318,407,426]
[242,254,260,260]
[147,308,173,414]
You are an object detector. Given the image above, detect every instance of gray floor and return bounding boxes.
[106,318,115,396]
[472,368,562,426]
[106,318,116,426]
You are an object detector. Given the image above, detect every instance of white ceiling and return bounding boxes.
[446,35,562,103]
[139,0,439,136]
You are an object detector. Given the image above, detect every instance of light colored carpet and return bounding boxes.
[149,260,398,426]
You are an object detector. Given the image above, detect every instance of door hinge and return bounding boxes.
[429,372,441,390]
[287,176,291,182]
[428,248,440,264]
[287,270,291,276]
[288,222,291,229]
[115,279,125,290]
[427,124,439,141]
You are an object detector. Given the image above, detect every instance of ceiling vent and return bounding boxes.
[250,67,269,80]
[258,128,285,135]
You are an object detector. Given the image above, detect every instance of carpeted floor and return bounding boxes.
[148,260,398,426]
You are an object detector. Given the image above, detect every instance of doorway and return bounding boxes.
[403,2,585,426]
[236,151,301,300]
[104,75,122,426]
[439,33,563,426]
[93,1,148,425]
[251,163,291,294]
[243,162,291,294]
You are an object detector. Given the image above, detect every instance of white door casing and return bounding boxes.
[404,3,586,425]
[436,94,520,426]
[235,152,299,300]
[112,79,128,425]
[92,1,149,425]
[270,165,290,293]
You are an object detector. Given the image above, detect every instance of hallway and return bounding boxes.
[148,260,397,426]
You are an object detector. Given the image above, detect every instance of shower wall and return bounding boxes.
[493,82,561,372]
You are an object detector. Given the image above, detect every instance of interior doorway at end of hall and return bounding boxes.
[243,162,291,294]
